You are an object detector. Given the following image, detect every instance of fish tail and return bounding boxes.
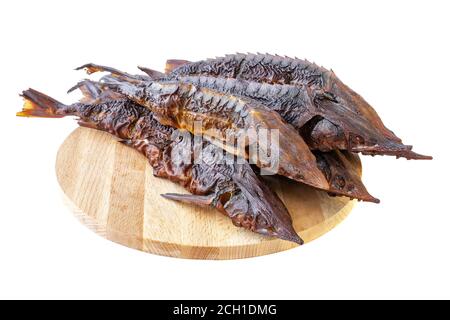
[17,89,68,118]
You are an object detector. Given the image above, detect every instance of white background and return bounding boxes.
[1,0,449,299]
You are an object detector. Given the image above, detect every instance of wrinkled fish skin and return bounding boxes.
[169,75,316,129]
[163,75,378,202]
[313,150,378,203]
[17,85,303,245]
[166,54,431,160]
[83,64,378,202]
[169,53,329,87]
[92,71,329,190]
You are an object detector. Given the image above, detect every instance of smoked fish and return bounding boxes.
[17,83,303,244]
[164,54,431,160]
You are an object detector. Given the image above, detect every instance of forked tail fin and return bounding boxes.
[17,89,67,118]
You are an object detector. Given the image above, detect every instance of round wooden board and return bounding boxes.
[56,127,358,259]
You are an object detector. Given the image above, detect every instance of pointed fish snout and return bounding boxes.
[351,140,432,160]
[274,228,304,245]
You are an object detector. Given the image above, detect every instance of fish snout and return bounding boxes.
[350,139,432,160]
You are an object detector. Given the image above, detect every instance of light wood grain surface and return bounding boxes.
[55,127,358,259]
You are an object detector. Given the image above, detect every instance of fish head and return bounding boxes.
[309,72,431,159]
[217,165,304,245]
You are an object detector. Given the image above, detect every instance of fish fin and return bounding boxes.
[67,79,100,95]
[165,59,191,73]
[137,66,165,79]
[161,193,215,207]
[67,80,103,103]
[77,120,97,129]
[68,79,124,103]
[76,63,144,83]
[117,139,135,148]
[17,89,66,118]
[76,63,124,76]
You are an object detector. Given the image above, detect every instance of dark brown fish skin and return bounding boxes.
[314,150,379,203]
[165,54,431,160]
[168,53,328,87]
[130,71,377,202]
[17,86,303,245]
[75,64,150,83]
[87,69,328,190]
[92,64,379,202]
[164,59,191,74]
[172,74,429,160]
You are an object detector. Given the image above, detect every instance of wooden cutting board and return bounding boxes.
[55,127,357,259]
